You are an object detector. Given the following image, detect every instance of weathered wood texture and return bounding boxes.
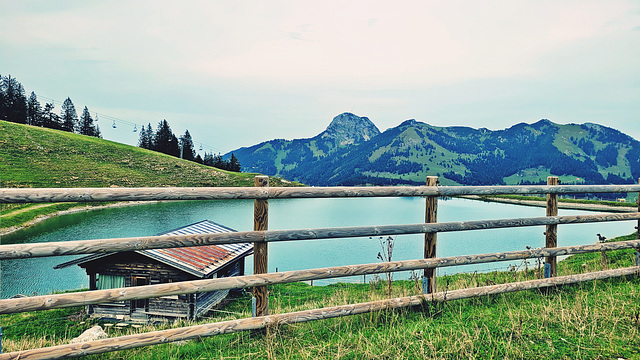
[545,176,559,277]
[82,252,197,318]
[424,176,438,293]
[2,239,639,315]
[3,184,640,203]
[3,267,637,360]
[2,212,640,261]
[253,176,269,316]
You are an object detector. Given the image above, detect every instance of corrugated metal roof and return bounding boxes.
[55,220,253,278]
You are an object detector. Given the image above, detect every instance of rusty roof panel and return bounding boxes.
[141,220,253,278]
[57,220,253,278]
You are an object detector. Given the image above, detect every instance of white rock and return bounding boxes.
[70,325,108,343]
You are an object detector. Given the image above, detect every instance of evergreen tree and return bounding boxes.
[212,153,224,169]
[0,74,5,121]
[153,119,180,157]
[169,134,180,157]
[1,75,28,124]
[78,106,101,137]
[138,124,152,149]
[195,154,203,164]
[203,152,214,166]
[228,153,241,172]
[138,123,154,149]
[179,130,196,161]
[26,92,42,126]
[145,123,154,148]
[42,102,61,130]
[60,97,78,132]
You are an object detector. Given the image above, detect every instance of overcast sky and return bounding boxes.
[1,1,639,153]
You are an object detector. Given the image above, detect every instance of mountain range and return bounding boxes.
[227,113,640,189]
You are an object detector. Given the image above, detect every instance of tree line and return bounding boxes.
[1,73,241,172]
[0,74,101,137]
[137,119,241,172]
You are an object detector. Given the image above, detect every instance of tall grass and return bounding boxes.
[2,234,639,359]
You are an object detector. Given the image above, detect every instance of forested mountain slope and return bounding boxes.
[229,114,640,189]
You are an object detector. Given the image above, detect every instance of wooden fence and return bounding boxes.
[1,177,640,359]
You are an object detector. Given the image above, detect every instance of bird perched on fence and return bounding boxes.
[597,233,607,243]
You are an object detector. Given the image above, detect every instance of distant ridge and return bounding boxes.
[227,114,640,192]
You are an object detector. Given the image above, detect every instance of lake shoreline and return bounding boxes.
[2,195,636,237]
[0,201,159,237]
[461,195,637,213]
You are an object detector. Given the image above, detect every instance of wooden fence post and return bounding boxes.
[545,176,559,277]
[637,178,640,240]
[253,176,269,316]
[424,176,439,293]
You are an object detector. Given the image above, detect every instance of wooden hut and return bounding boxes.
[55,220,252,322]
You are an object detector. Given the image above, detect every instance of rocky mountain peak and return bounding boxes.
[317,112,381,146]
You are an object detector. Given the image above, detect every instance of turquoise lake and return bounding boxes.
[1,197,635,298]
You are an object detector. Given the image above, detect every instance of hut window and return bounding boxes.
[97,274,125,290]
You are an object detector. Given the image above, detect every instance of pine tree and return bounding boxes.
[26,92,42,126]
[137,124,145,148]
[60,97,78,132]
[212,154,224,169]
[229,153,241,172]
[138,124,150,149]
[0,74,5,121]
[42,102,61,130]
[203,152,214,166]
[168,134,180,157]
[138,123,154,149]
[179,130,196,161]
[153,119,180,157]
[1,75,28,124]
[79,106,100,137]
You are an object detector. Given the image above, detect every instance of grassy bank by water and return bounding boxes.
[0,120,295,233]
[2,234,639,359]
[486,194,638,208]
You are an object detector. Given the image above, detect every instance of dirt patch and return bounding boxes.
[0,203,59,218]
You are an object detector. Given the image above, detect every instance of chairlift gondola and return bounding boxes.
[199,144,203,151]
[95,112,98,122]
[112,120,116,128]
[133,125,138,132]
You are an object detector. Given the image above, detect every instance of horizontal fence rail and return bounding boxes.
[1,178,639,359]
[1,239,639,315]
[1,212,639,260]
[2,267,637,360]
[2,184,640,203]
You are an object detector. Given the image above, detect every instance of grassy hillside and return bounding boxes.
[2,234,638,359]
[0,120,294,231]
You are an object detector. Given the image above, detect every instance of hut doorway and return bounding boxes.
[131,275,149,311]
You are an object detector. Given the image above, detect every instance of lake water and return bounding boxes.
[1,197,636,298]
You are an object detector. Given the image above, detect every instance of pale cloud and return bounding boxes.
[0,0,638,152]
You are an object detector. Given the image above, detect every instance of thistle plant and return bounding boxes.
[373,236,395,296]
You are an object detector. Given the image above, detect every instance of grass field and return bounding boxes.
[1,234,639,359]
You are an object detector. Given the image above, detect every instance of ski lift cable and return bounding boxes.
[35,94,223,153]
